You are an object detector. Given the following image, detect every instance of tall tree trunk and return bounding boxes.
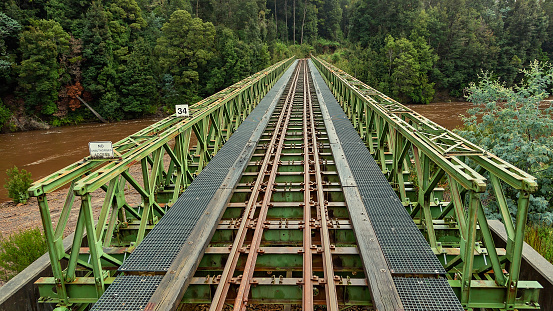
[227,0,231,21]
[275,0,277,34]
[301,0,307,44]
[285,0,288,42]
[293,0,296,44]
[196,0,199,17]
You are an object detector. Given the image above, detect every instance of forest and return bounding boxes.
[1,0,553,129]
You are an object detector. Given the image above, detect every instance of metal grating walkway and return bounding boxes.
[90,276,163,311]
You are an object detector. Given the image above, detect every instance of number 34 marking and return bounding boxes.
[176,105,190,117]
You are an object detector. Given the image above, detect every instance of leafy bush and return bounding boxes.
[0,228,47,280]
[4,166,32,204]
[0,99,11,127]
[289,44,314,59]
[458,61,553,223]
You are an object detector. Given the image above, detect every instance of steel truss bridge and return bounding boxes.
[29,57,542,310]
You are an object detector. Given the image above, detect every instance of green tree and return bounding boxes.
[118,38,158,117]
[0,12,21,93]
[497,0,548,84]
[45,0,90,35]
[18,19,70,116]
[459,61,553,223]
[155,10,215,104]
[205,27,251,94]
[348,0,420,49]
[0,98,12,127]
[541,0,553,59]
[429,0,499,97]
[81,1,119,119]
[383,34,437,104]
[318,0,342,41]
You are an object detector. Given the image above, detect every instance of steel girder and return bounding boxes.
[29,57,295,308]
[311,56,541,310]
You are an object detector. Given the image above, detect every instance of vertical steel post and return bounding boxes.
[37,195,69,304]
[461,191,479,306]
[506,191,530,307]
[81,193,105,297]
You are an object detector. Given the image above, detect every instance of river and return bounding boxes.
[405,102,470,130]
[0,118,162,202]
[0,102,473,202]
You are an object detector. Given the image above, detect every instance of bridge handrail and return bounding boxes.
[311,55,539,307]
[28,56,295,197]
[26,57,295,307]
[311,56,537,193]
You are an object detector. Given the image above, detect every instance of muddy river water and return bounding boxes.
[0,118,162,202]
[0,102,473,202]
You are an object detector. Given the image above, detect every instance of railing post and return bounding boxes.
[461,190,479,306]
[506,191,530,307]
[37,195,69,305]
[81,193,105,297]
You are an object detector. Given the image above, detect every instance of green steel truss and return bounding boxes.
[311,56,541,310]
[29,57,295,309]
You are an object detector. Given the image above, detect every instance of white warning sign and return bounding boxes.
[89,141,114,159]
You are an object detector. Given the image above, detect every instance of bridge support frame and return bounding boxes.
[312,55,542,309]
[29,57,295,309]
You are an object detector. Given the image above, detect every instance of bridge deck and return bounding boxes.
[91,60,462,310]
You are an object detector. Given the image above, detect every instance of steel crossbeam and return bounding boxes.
[312,55,541,309]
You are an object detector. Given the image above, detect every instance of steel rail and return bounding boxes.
[305,63,339,310]
[208,62,302,310]
[233,62,300,310]
[301,60,315,310]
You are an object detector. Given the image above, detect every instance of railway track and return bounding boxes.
[90,59,462,310]
[187,60,349,309]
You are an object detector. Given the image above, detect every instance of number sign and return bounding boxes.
[176,104,190,117]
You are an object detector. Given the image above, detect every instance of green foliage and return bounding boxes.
[0,12,21,58]
[118,38,159,117]
[318,0,343,41]
[458,61,553,223]
[0,99,12,126]
[2,0,552,128]
[156,10,215,104]
[313,38,340,55]
[383,34,437,104]
[4,166,33,204]
[525,222,553,263]
[0,228,47,280]
[18,19,70,116]
[289,44,314,59]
